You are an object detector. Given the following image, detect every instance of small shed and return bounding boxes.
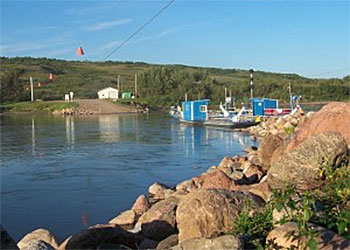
[98,87,119,99]
[182,99,209,122]
[252,98,278,116]
[122,92,132,99]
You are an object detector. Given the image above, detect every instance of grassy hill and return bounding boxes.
[1,57,349,107]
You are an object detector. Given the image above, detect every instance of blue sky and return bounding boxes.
[1,0,349,78]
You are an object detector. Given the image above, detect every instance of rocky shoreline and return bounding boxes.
[1,102,350,250]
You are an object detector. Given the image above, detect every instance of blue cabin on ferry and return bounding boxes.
[182,99,209,122]
[252,98,278,116]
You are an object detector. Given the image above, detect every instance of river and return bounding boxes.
[0,112,258,241]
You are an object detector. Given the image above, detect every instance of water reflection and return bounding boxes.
[65,116,75,147]
[173,123,255,158]
[98,115,121,142]
[31,117,35,156]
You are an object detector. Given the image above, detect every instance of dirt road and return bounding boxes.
[76,99,138,114]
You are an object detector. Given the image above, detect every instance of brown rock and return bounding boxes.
[243,165,264,184]
[176,189,264,243]
[217,157,235,169]
[258,134,283,171]
[217,165,233,176]
[21,240,55,250]
[268,132,349,190]
[65,225,142,249]
[131,195,150,215]
[149,182,172,200]
[138,197,178,241]
[266,222,350,250]
[200,169,235,190]
[156,234,178,250]
[17,228,61,250]
[109,210,136,225]
[248,153,260,166]
[229,171,245,181]
[176,179,194,192]
[270,145,286,166]
[232,181,272,202]
[171,235,243,250]
[0,225,18,250]
[287,102,350,151]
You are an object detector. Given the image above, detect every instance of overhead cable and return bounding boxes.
[102,0,176,61]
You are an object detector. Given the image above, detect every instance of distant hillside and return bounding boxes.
[1,57,349,106]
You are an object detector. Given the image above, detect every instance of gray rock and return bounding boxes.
[268,132,349,190]
[176,189,264,243]
[266,222,350,249]
[171,235,243,250]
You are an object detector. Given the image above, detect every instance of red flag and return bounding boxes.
[77,46,84,56]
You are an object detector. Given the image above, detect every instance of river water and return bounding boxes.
[0,112,257,240]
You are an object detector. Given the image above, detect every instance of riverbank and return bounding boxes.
[0,99,149,115]
[1,102,349,250]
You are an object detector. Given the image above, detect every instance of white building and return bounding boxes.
[97,87,119,100]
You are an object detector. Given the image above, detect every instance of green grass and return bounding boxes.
[1,101,79,112]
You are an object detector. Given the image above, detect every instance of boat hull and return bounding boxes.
[203,119,259,129]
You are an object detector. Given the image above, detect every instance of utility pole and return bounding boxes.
[185,93,188,101]
[224,87,228,110]
[288,82,293,111]
[134,73,138,98]
[249,69,254,100]
[30,76,34,101]
[117,75,120,98]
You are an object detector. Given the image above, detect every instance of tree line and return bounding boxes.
[1,57,349,106]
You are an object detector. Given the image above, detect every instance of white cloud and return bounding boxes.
[0,42,51,53]
[0,36,71,55]
[86,18,133,31]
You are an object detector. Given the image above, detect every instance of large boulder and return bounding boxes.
[258,134,283,171]
[171,235,243,250]
[0,225,18,250]
[137,196,179,241]
[287,102,350,150]
[131,195,150,215]
[176,189,264,243]
[268,132,349,190]
[17,228,61,250]
[192,169,235,190]
[266,222,350,249]
[109,210,136,226]
[64,225,142,249]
